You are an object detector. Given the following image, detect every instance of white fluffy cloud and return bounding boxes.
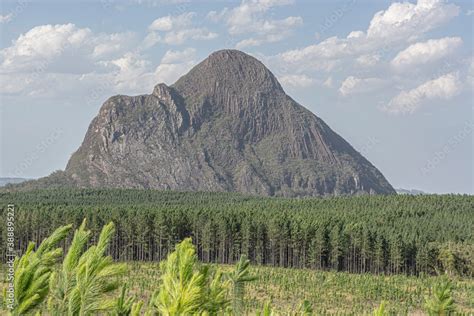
[0,24,135,73]
[323,77,333,88]
[391,37,462,70]
[367,0,459,41]
[0,23,198,98]
[208,0,302,48]
[161,48,196,64]
[266,0,466,114]
[384,72,461,114]
[149,12,194,31]
[356,54,381,67]
[154,48,196,84]
[339,76,385,96]
[94,48,196,94]
[279,74,314,88]
[146,12,217,46]
[235,16,303,49]
[278,0,459,68]
[0,13,13,23]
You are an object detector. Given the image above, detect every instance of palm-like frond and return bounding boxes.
[228,255,256,315]
[154,238,207,315]
[256,302,274,316]
[130,300,144,316]
[373,301,387,316]
[424,279,455,315]
[112,284,136,316]
[8,224,72,315]
[153,238,234,315]
[48,220,126,315]
[299,300,313,315]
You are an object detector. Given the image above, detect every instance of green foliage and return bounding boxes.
[5,224,71,315]
[113,262,474,314]
[1,189,472,276]
[48,220,127,315]
[373,301,387,316]
[228,255,256,314]
[69,222,126,315]
[0,190,472,315]
[298,300,313,315]
[256,302,274,316]
[48,219,91,314]
[152,238,232,315]
[111,284,137,316]
[424,279,456,315]
[130,300,144,316]
[148,238,257,315]
[152,238,208,314]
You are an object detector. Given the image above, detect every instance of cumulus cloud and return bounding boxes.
[276,0,460,70]
[161,28,217,45]
[149,12,194,31]
[235,16,303,48]
[339,76,385,96]
[0,24,136,73]
[161,48,196,64]
[208,0,302,48]
[154,61,194,84]
[323,77,333,88]
[145,12,217,46]
[356,54,380,67]
[279,74,314,88]
[0,13,13,23]
[391,37,462,70]
[366,0,459,41]
[154,47,196,84]
[0,23,200,97]
[264,0,466,115]
[384,72,462,114]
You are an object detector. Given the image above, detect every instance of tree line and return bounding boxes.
[0,189,472,276]
[2,219,458,315]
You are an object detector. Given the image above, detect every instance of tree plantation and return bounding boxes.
[1,219,472,314]
[1,189,472,277]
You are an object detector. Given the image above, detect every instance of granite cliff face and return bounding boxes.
[57,50,394,196]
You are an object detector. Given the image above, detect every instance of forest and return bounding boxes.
[1,189,472,277]
[1,218,471,314]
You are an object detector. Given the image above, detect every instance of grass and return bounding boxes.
[1,262,473,314]
[122,262,474,315]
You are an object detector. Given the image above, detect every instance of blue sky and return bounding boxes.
[0,0,473,193]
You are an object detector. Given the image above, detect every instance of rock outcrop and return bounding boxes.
[23,50,396,196]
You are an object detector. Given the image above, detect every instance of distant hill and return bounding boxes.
[0,177,30,187]
[396,188,427,195]
[9,50,395,197]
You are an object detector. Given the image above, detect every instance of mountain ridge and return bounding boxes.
[10,49,395,196]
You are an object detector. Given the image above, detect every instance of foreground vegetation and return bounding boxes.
[1,220,472,315]
[123,263,473,314]
[1,189,472,276]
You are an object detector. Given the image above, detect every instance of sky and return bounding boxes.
[0,0,472,194]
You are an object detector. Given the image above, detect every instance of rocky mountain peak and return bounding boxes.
[173,49,284,100]
[152,83,172,99]
[23,50,395,197]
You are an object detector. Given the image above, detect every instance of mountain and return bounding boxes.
[0,177,30,187]
[13,50,395,196]
[396,188,427,195]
